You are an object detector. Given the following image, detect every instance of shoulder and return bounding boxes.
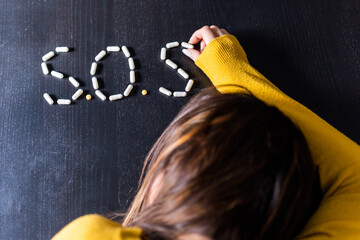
[52,214,143,240]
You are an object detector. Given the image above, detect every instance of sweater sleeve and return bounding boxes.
[196,35,360,239]
[51,214,142,240]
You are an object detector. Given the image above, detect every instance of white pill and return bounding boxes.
[90,62,97,75]
[165,59,177,69]
[92,77,99,90]
[182,49,192,58]
[95,90,106,101]
[51,71,64,79]
[72,89,83,100]
[181,42,194,49]
[159,87,172,96]
[130,70,135,83]
[95,50,106,61]
[109,94,123,101]
[160,47,166,60]
[55,47,70,52]
[106,46,120,52]
[124,84,133,97]
[41,62,49,75]
[166,41,179,48]
[185,79,194,92]
[177,68,189,79]
[173,91,187,97]
[43,93,54,105]
[122,46,131,58]
[57,99,71,105]
[42,51,55,61]
[68,76,80,88]
[128,57,135,70]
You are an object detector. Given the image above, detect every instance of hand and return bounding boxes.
[183,25,229,62]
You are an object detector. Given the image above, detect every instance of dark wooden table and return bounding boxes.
[0,1,359,239]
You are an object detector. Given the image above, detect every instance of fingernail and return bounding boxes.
[182,49,192,58]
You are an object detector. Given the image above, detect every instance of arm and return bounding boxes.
[187,26,360,239]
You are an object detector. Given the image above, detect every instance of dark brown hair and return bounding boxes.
[123,88,321,240]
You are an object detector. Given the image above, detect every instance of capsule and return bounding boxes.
[177,68,189,79]
[51,71,64,79]
[173,91,187,97]
[95,90,106,101]
[90,62,97,75]
[95,50,106,61]
[182,49,192,58]
[106,46,120,52]
[69,76,80,88]
[42,51,55,61]
[181,42,194,49]
[92,77,99,90]
[57,99,71,105]
[124,84,133,97]
[55,47,70,53]
[109,94,123,101]
[130,70,135,83]
[72,89,83,100]
[165,59,177,69]
[166,41,179,48]
[160,47,166,60]
[159,87,172,96]
[185,79,194,92]
[41,62,49,75]
[43,93,54,105]
[128,58,135,70]
[121,46,131,58]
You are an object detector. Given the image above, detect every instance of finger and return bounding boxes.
[189,26,217,45]
[182,48,201,62]
[200,40,206,52]
[220,28,230,35]
[210,25,224,36]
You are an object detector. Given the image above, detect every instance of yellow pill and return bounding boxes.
[86,94,92,100]
[142,90,148,95]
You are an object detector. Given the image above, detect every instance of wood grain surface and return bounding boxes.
[0,0,359,239]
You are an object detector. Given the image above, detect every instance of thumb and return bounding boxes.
[182,48,201,62]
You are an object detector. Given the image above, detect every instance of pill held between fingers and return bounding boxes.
[90,62,97,75]
[128,58,135,70]
[106,46,120,52]
[95,90,106,101]
[124,84,133,97]
[130,70,135,83]
[41,62,49,75]
[165,59,177,69]
[121,46,131,58]
[42,51,55,61]
[182,49,192,58]
[173,91,187,97]
[177,68,189,79]
[51,71,64,79]
[160,47,166,60]
[92,77,99,90]
[55,47,70,53]
[57,99,71,105]
[166,41,179,48]
[109,94,123,101]
[72,89,83,100]
[68,76,80,88]
[159,87,172,96]
[181,42,194,49]
[185,79,194,92]
[95,50,106,62]
[43,93,54,105]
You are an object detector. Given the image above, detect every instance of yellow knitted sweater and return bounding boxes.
[52,35,360,240]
